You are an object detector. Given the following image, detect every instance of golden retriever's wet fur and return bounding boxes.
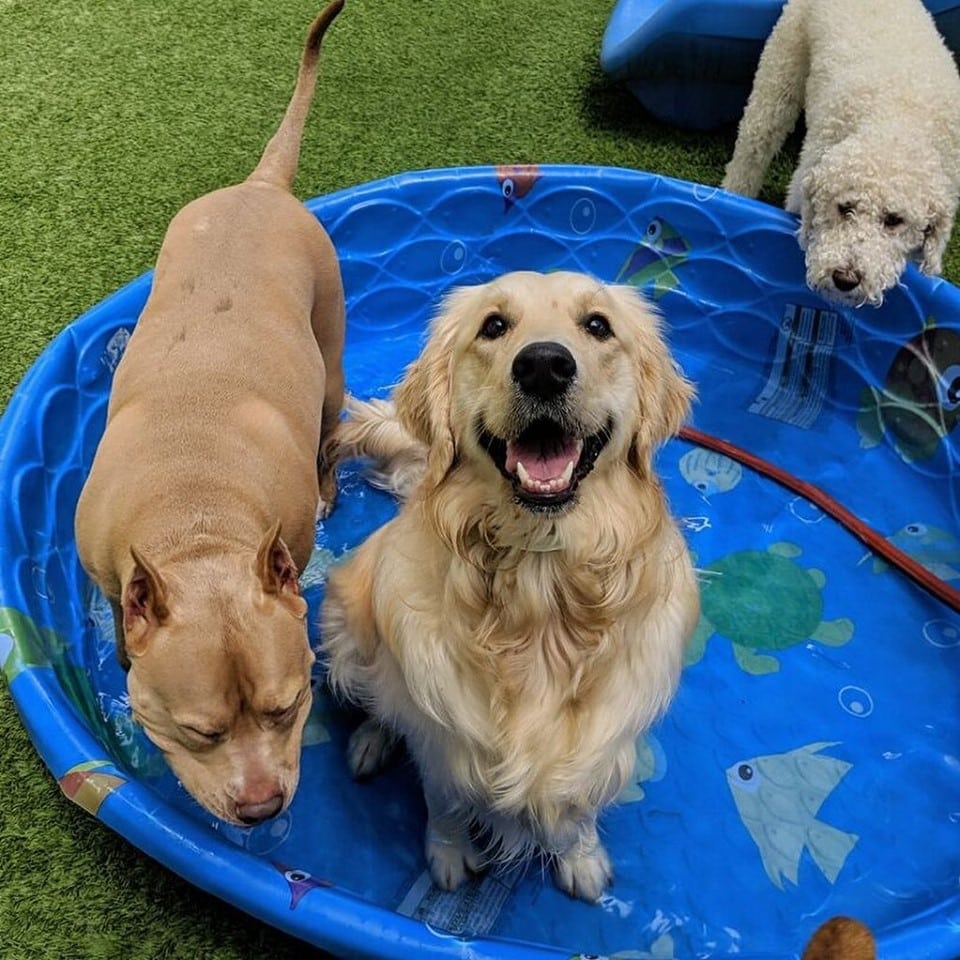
[321,271,699,901]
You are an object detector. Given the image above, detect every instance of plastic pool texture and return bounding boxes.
[600,0,960,129]
[2,164,959,959]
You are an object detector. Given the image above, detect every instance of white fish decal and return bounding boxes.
[727,742,858,889]
[679,448,742,498]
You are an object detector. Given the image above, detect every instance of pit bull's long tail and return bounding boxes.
[247,0,344,189]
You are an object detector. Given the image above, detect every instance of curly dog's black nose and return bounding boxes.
[832,267,862,292]
[512,341,577,400]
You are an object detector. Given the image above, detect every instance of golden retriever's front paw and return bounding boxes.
[553,840,613,903]
[347,717,398,779]
[426,826,481,892]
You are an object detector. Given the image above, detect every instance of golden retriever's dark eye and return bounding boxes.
[838,202,856,219]
[582,312,613,341]
[883,212,904,229]
[478,313,509,340]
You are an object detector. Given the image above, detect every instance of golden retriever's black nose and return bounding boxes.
[512,341,577,399]
[832,267,862,292]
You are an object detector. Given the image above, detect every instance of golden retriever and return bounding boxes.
[321,270,699,901]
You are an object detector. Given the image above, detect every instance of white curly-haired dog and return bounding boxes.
[722,0,960,307]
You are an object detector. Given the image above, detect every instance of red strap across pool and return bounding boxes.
[677,425,960,614]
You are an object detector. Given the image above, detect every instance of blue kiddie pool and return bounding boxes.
[600,0,960,129]
[2,165,960,959]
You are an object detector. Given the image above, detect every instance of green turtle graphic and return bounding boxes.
[685,542,854,675]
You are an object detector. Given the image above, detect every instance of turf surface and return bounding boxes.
[1,1,958,958]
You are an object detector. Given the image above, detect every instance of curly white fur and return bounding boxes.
[722,0,960,307]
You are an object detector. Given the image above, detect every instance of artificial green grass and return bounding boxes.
[2,1,959,958]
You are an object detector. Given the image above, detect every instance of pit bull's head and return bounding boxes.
[121,521,314,825]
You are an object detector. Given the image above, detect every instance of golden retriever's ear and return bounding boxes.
[393,289,471,488]
[612,286,694,475]
[630,353,694,474]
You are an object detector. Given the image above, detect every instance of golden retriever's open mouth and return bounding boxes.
[478,416,612,511]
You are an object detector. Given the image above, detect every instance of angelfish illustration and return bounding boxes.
[274,862,331,909]
[727,742,858,889]
[615,217,690,298]
[495,164,541,211]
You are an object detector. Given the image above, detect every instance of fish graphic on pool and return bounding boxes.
[274,863,331,909]
[678,448,742,498]
[615,217,690,299]
[727,742,858,890]
[495,164,542,211]
[868,522,960,581]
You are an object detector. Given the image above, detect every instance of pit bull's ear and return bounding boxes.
[630,357,694,476]
[394,288,471,489]
[123,547,170,658]
[256,520,307,617]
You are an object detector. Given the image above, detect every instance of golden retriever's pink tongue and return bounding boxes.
[505,439,582,493]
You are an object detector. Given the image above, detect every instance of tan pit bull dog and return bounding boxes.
[74,0,346,826]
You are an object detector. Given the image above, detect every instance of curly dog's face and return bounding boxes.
[395,271,691,512]
[800,146,951,307]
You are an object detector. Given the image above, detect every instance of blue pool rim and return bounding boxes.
[1,164,959,959]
